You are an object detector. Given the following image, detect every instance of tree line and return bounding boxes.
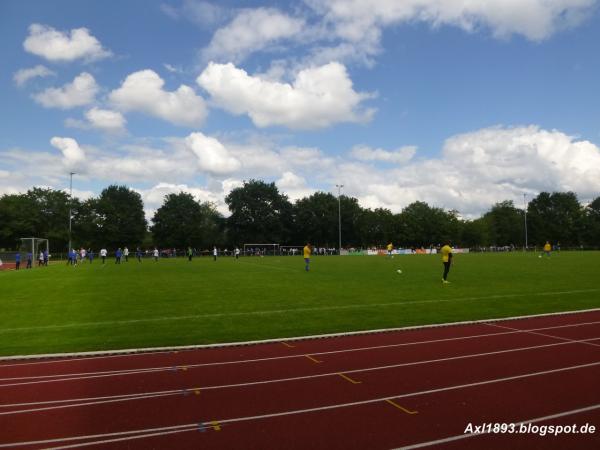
[1,180,599,252]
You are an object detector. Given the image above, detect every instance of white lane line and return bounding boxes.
[2,337,599,416]
[2,305,598,363]
[2,361,597,449]
[2,289,598,335]
[396,403,600,449]
[2,320,600,387]
[486,322,600,348]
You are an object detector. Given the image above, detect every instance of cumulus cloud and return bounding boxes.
[307,0,595,42]
[33,72,98,109]
[109,70,207,127]
[50,136,87,170]
[23,23,112,62]
[13,65,56,87]
[66,108,127,134]
[201,8,305,63]
[350,145,417,164]
[184,132,242,175]
[197,61,374,129]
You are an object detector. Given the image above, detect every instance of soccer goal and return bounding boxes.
[20,237,50,263]
[243,243,280,256]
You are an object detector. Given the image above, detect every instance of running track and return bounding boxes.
[1,310,599,449]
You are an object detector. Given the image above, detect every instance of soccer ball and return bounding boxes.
[538,255,542,258]
[397,269,402,274]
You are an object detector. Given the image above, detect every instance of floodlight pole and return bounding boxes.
[336,184,344,255]
[523,193,528,252]
[68,172,75,254]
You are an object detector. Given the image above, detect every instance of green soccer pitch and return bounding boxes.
[1,252,599,356]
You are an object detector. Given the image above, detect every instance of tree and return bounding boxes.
[398,202,459,247]
[461,217,490,248]
[293,192,339,246]
[95,185,147,248]
[482,200,524,246]
[152,193,221,248]
[225,180,293,244]
[583,196,600,247]
[527,192,584,246]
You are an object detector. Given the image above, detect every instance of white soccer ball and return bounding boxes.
[538,255,542,258]
[397,269,402,274]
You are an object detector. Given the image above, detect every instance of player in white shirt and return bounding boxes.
[235,247,240,260]
[153,248,159,262]
[80,248,86,264]
[100,248,107,264]
[213,246,217,261]
[123,247,129,262]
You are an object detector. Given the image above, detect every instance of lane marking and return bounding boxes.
[281,341,295,348]
[305,355,322,364]
[2,338,599,416]
[396,403,600,449]
[486,322,600,348]
[2,320,599,384]
[338,373,362,384]
[2,362,598,449]
[1,290,597,338]
[385,399,418,414]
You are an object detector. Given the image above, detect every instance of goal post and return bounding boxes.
[20,237,50,262]
[243,243,279,256]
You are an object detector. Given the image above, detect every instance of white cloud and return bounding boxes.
[66,108,127,134]
[13,65,56,87]
[110,70,207,127]
[33,72,98,109]
[23,23,112,62]
[185,132,242,175]
[50,137,87,170]
[350,145,417,164]
[201,8,305,63]
[307,0,595,42]
[197,61,374,129]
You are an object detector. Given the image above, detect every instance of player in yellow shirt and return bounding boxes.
[542,241,552,257]
[303,243,312,272]
[440,241,453,284]
[386,242,393,258]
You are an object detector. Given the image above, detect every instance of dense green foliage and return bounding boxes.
[0,252,598,356]
[0,181,599,250]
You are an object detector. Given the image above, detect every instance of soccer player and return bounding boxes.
[387,242,394,258]
[38,251,44,267]
[15,252,21,270]
[88,249,94,264]
[303,243,312,272]
[136,247,142,262]
[441,241,453,284]
[115,248,122,264]
[235,247,240,260]
[123,247,129,262]
[26,251,32,269]
[100,248,107,264]
[187,246,193,262]
[542,241,552,257]
[213,246,217,261]
[80,247,87,264]
[44,250,49,266]
[153,248,159,261]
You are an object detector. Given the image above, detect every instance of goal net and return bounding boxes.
[20,237,50,264]
[243,243,279,256]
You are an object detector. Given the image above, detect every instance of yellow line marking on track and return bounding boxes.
[385,399,418,415]
[210,421,221,431]
[281,341,295,348]
[304,355,322,364]
[338,373,362,384]
[194,389,200,396]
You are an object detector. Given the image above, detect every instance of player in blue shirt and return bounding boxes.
[15,252,21,270]
[26,252,32,269]
[115,248,122,264]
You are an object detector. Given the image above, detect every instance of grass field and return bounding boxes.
[1,252,599,356]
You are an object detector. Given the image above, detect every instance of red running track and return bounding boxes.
[1,310,599,449]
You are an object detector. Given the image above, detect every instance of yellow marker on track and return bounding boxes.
[210,421,221,431]
[304,354,322,364]
[385,399,418,415]
[337,373,362,384]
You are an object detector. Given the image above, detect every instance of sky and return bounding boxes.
[1,0,600,220]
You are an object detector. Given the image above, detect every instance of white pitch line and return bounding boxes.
[2,337,599,416]
[2,320,600,388]
[3,361,597,450]
[2,306,599,363]
[396,403,600,449]
[1,288,598,335]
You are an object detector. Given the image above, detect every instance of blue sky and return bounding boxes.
[1,0,600,218]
